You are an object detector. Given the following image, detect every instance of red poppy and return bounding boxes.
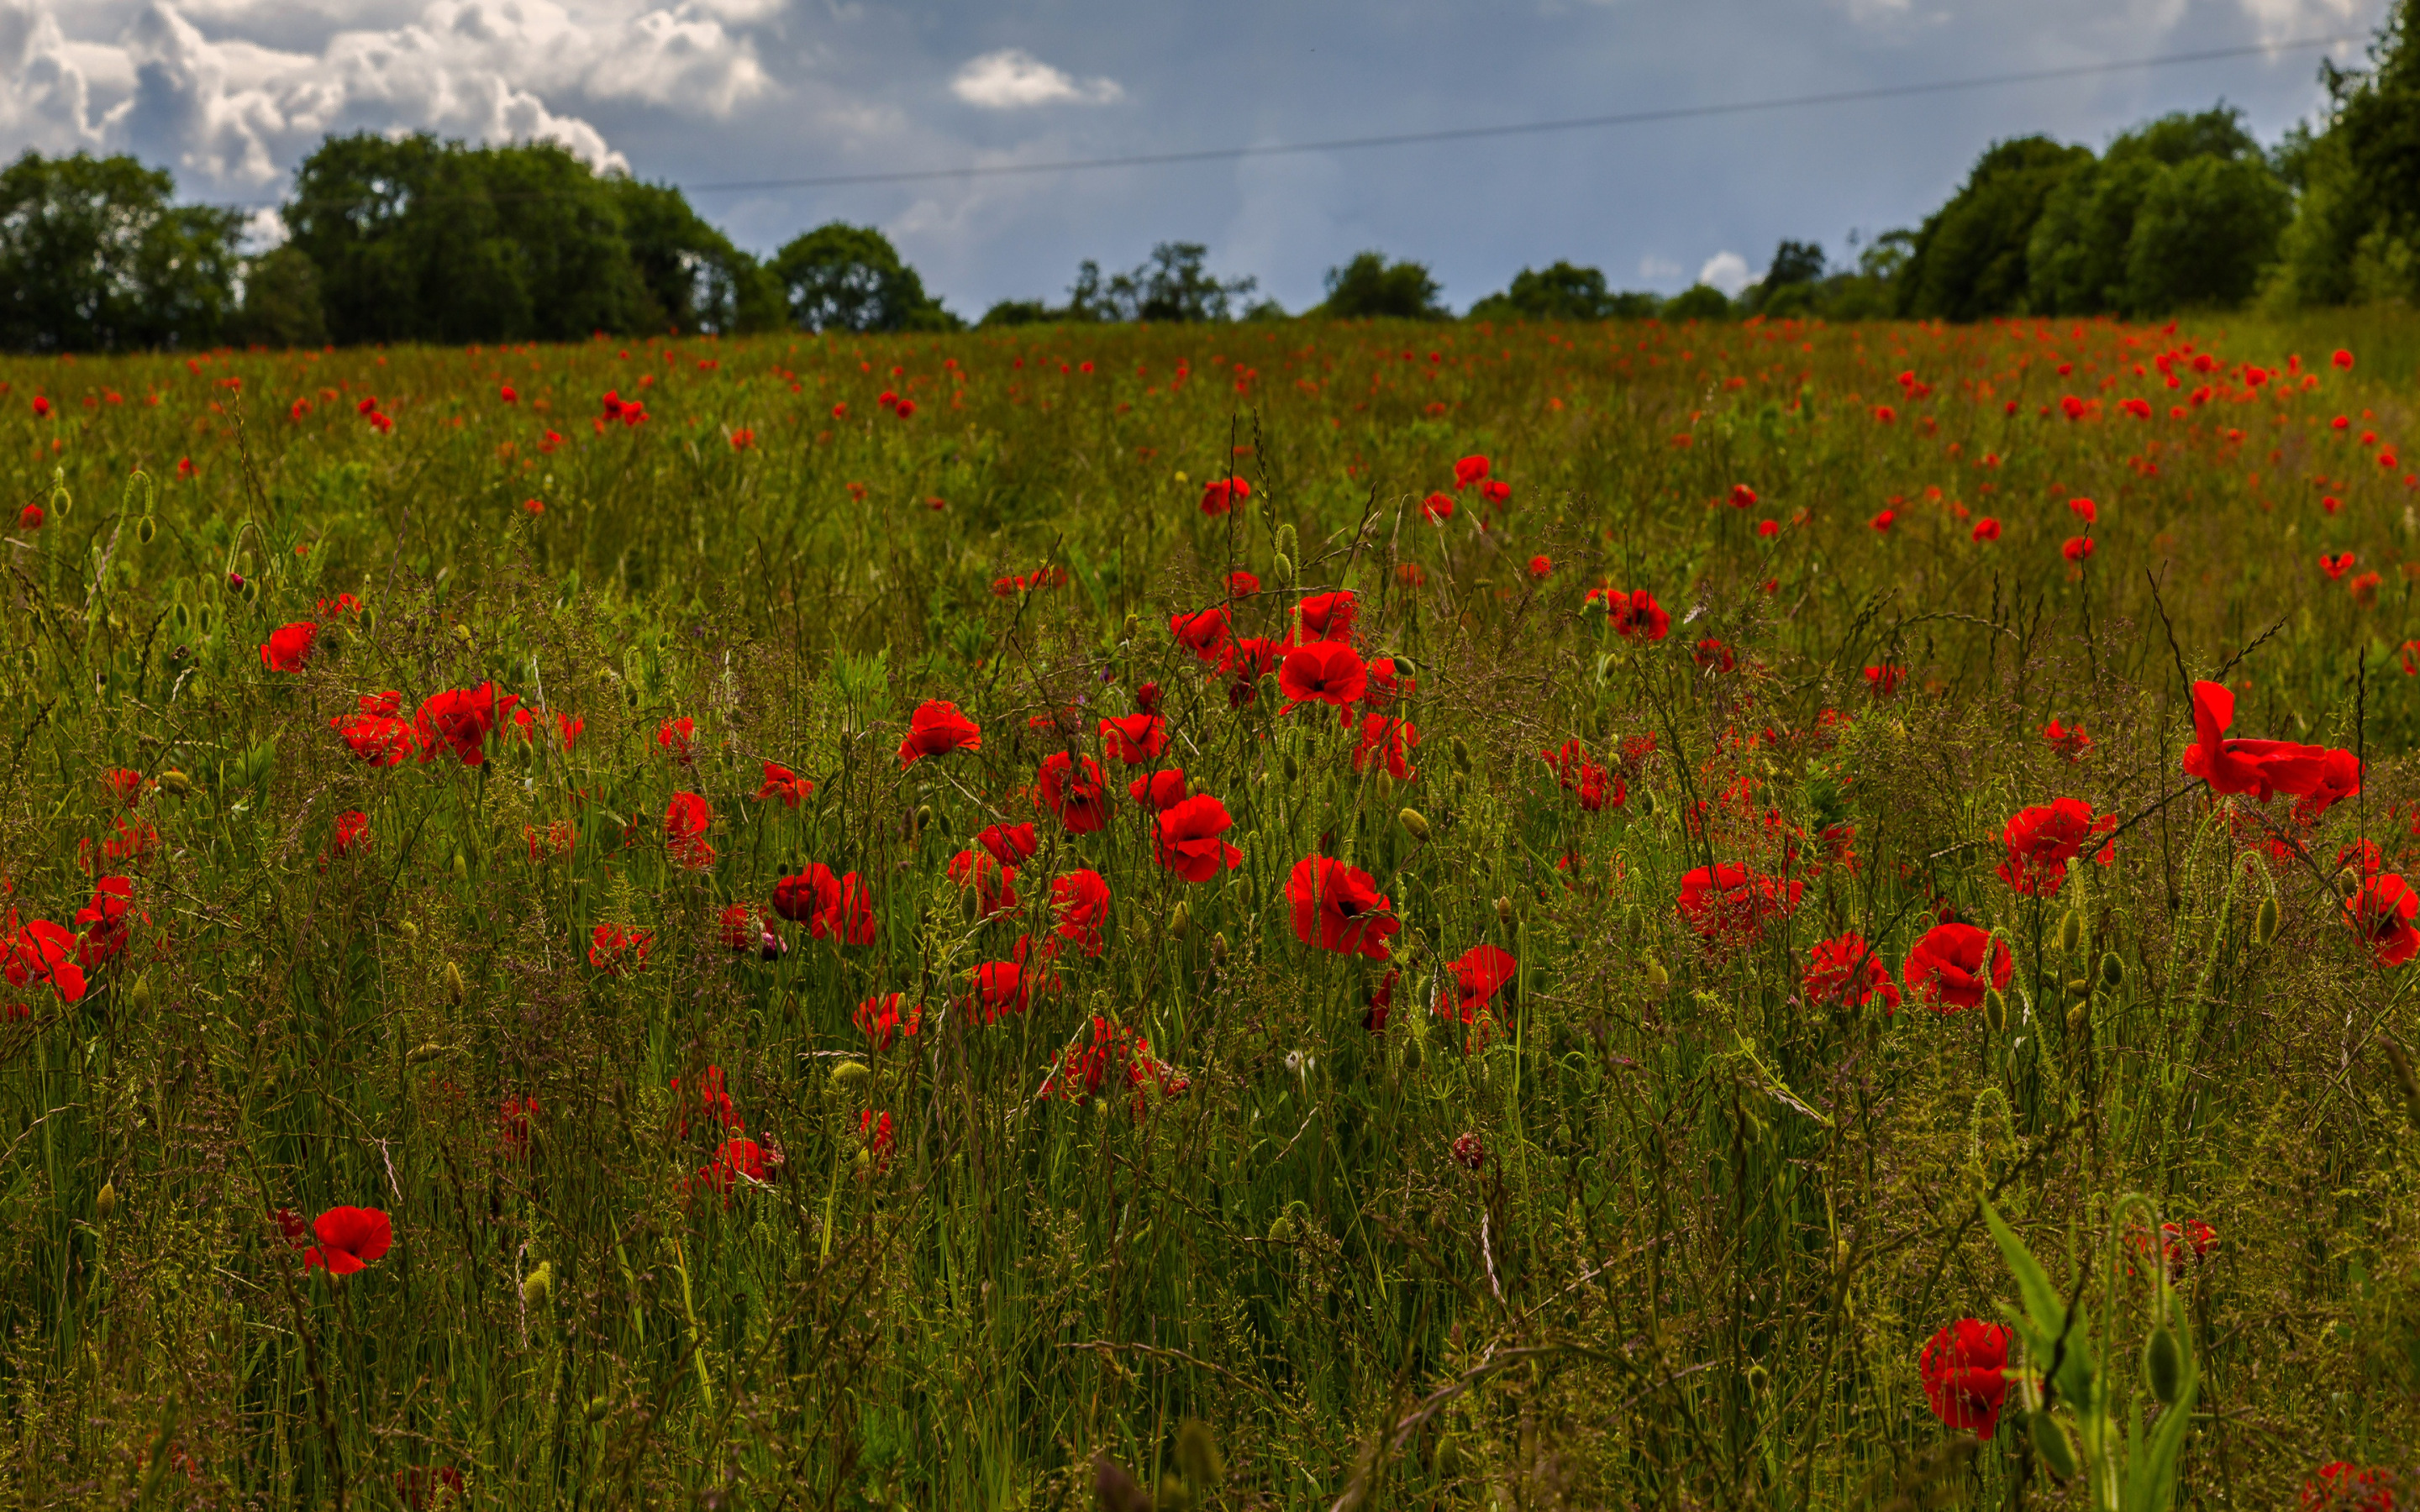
[860,1109,897,1169]
[1128,768,1188,810]
[333,690,418,766]
[1607,590,1670,642]
[1134,681,1161,713]
[949,849,1020,919]
[588,923,653,973]
[671,1066,740,1136]
[855,992,923,1050]
[1528,554,1553,579]
[1171,606,1232,663]
[2181,680,2347,805]
[1728,483,1757,509]
[259,622,318,672]
[329,811,371,859]
[1362,657,1417,709]
[694,1137,770,1196]
[718,902,784,958]
[2321,551,2356,580]
[2068,496,2097,524]
[975,822,1039,867]
[664,791,714,869]
[1422,491,1455,522]
[2303,1462,2396,1511]
[2346,874,2420,968]
[966,945,1050,1022]
[1902,923,2012,1012]
[1279,642,1368,709]
[1480,479,1511,506]
[1051,869,1112,954]
[1918,1319,2013,1440]
[1996,798,2116,895]
[1200,475,1251,514]
[1286,855,1401,960]
[303,1206,393,1276]
[897,701,982,768]
[1540,738,1620,811]
[71,876,135,968]
[771,864,877,943]
[1298,590,1358,641]
[2062,535,2095,562]
[4,920,84,1003]
[1221,636,1286,705]
[1863,664,1905,696]
[1676,864,1802,946]
[413,682,518,766]
[1971,517,2002,542]
[2042,718,2091,760]
[1803,932,1900,1012]
[1099,712,1169,764]
[1038,751,1111,833]
[1226,570,1260,597]
[1155,795,1242,881]
[1445,943,1517,1023]
[1353,713,1419,780]
[757,761,812,806]
[1693,638,1737,674]
[1453,454,1491,489]
[18,504,42,531]
[656,717,697,763]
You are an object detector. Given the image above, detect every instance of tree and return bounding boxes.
[228,246,329,349]
[2267,1,2420,306]
[1741,241,1825,316]
[609,179,784,334]
[1025,244,1257,323]
[979,299,1055,328]
[1897,136,2091,320]
[0,150,244,352]
[1465,260,1656,322]
[1318,252,1445,318]
[771,223,958,333]
[2028,108,2286,316]
[1663,285,1733,322]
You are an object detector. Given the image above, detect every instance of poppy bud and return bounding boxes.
[1281,751,1299,783]
[1122,613,1139,641]
[1267,1213,1297,1244]
[452,853,469,882]
[1275,523,1297,559]
[1402,1031,1427,1071]
[130,974,150,1014]
[1370,769,1393,808]
[1272,553,1295,585]
[2029,1410,2080,1480]
[136,516,156,544]
[831,1061,870,1089]
[2057,908,2081,954]
[1171,900,1192,938]
[1449,737,1472,773]
[958,885,980,924]
[913,804,934,832]
[240,577,259,603]
[1398,807,1431,843]
[398,919,419,941]
[1157,1473,1190,1510]
[2254,895,2281,946]
[2098,951,2124,990]
[1985,989,2008,1035]
[2144,1320,2183,1404]
[1495,896,1513,931]
[522,1260,553,1308]
[1257,674,1281,708]
[1390,656,1417,679]
[2065,1003,2087,1038]
[445,962,465,1001]
[585,1396,611,1422]
[1645,958,1670,986]
[158,769,190,797]
[96,1181,116,1222]
[2065,977,2091,1000]
[1209,932,1229,964]
[1175,1419,1224,1489]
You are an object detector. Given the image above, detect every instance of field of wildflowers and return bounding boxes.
[3,309,2420,1508]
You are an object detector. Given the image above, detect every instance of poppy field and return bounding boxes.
[6,308,2420,1509]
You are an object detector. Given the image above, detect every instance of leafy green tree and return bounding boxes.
[229,246,329,349]
[771,223,958,333]
[1318,252,1445,318]
[1466,260,1661,322]
[0,150,244,352]
[1663,284,1733,322]
[1741,241,1824,316]
[2125,153,2290,312]
[1897,136,2091,320]
[609,179,784,334]
[979,299,1055,328]
[2267,3,2420,306]
[2028,108,2286,316]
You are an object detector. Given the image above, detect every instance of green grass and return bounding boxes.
[3,308,2419,1508]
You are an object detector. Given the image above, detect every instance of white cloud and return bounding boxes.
[1698,249,1752,295]
[2237,0,2361,42]
[0,0,103,150]
[950,47,1121,108]
[1638,253,1681,281]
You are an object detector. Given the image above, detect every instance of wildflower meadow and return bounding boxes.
[5,308,2420,1508]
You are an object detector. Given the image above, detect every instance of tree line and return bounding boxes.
[8,2,2420,352]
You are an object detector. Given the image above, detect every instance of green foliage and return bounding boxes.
[608,177,786,335]
[1900,135,2093,319]
[1318,250,1447,318]
[228,246,329,349]
[1466,260,1660,322]
[771,222,960,333]
[0,150,245,352]
[1662,283,1734,321]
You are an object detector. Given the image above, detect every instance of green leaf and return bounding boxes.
[1981,1198,2068,1339]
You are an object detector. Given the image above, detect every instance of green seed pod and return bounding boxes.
[1175,1419,1224,1488]
[1156,1473,1192,1511]
[1271,552,1295,585]
[136,516,157,545]
[407,1042,445,1065]
[445,962,466,1001]
[1121,612,1139,641]
[1985,989,2008,1035]
[2099,950,2125,990]
[1170,900,1192,938]
[1388,656,1417,680]
[2144,1321,2183,1405]
[2030,1410,2080,1480]
[95,1181,116,1222]
[2255,895,2281,946]
[585,1396,611,1423]
[1398,807,1431,843]
[2057,909,2081,954]
[157,769,191,797]
[830,1061,870,1089]
[522,1261,553,1308]
[1266,1212,1296,1244]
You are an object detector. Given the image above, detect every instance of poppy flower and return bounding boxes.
[855,992,923,1051]
[4,920,84,1003]
[329,811,371,859]
[1155,795,1243,881]
[1996,798,2116,895]
[1971,517,2002,542]
[718,903,784,959]
[2062,535,2095,562]
[2181,680,2344,804]
[1528,554,1552,579]
[1298,591,1358,641]
[1902,923,2012,1012]
[656,717,697,763]
[1051,869,1112,955]
[757,761,812,806]
[259,622,318,672]
[588,923,653,973]
[1286,855,1401,960]
[1128,768,1188,811]
[18,504,42,530]
[1607,590,1670,642]
[1279,642,1369,709]
[966,951,1044,1022]
[1863,664,1905,696]
[1362,657,1417,708]
[976,822,1039,867]
[671,1066,740,1136]
[103,769,147,807]
[1676,864,1802,946]
[897,701,982,768]
[303,1206,393,1276]
[1445,943,1517,1023]
[2302,1462,2396,1511]
[695,1137,770,1196]
[950,848,1020,920]
[1422,491,1455,522]
[333,691,418,765]
[1803,932,1900,1012]
[414,683,518,767]
[1170,607,1232,663]
[1200,475,1251,514]
[1693,638,1737,674]
[1540,738,1620,811]
[1453,454,1491,489]
[1870,509,1896,533]
[1226,570,1261,597]
[71,876,134,968]
[1917,1319,2013,1440]
[2069,496,2097,524]
[2346,874,2420,968]
[1480,479,1511,506]
[1134,681,1161,713]
[2042,718,2091,760]
[1221,636,1286,705]
[1099,713,1169,764]
[1037,751,1111,833]
[1353,714,1419,780]
[664,791,714,869]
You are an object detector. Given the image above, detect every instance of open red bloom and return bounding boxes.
[303,1206,393,1276]
[587,923,653,973]
[1971,517,2002,542]
[1902,923,2012,1012]
[414,682,518,766]
[334,691,418,765]
[2346,874,2420,968]
[1155,795,1242,882]
[1038,751,1111,833]
[2303,1462,2398,1511]
[2182,680,2345,804]
[1676,864,1802,946]
[1298,590,1357,641]
[1996,798,2116,895]
[1221,636,1286,704]
[757,761,812,806]
[1803,932,1900,1012]
[897,700,981,768]
[971,822,1035,868]
[4,920,84,1003]
[656,717,697,763]
[949,849,1020,919]
[1453,454,1491,489]
[1607,590,1670,642]
[1918,1319,2012,1440]
[855,992,923,1050]
[665,791,714,869]
[772,864,876,943]
[1051,869,1112,955]
[1279,641,1368,709]
[695,1138,770,1196]
[1445,943,1517,1023]
[259,622,318,672]
[74,875,135,968]
[2042,718,2091,760]
[718,902,783,958]
[1200,475,1251,514]
[1286,855,1401,960]
[1423,491,1454,522]
[1353,713,1419,780]
[1099,712,1168,764]
[1128,768,1188,811]
[1540,738,1620,811]
[1171,606,1231,663]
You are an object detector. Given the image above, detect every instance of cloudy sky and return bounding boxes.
[0,0,2386,314]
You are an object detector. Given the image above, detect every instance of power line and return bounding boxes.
[676,35,2360,195]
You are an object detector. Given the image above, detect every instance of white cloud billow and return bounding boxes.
[1698,249,1753,295]
[1637,254,1681,282]
[951,48,1121,108]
